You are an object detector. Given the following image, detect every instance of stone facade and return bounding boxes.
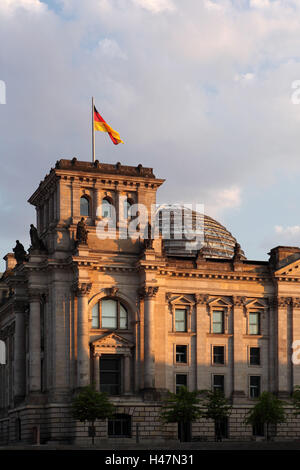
[1,158,300,444]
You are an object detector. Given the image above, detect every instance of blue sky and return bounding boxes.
[1,0,300,269]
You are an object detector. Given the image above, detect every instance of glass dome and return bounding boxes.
[155,205,245,259]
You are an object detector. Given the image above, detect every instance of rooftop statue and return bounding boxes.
[13,240,27,265]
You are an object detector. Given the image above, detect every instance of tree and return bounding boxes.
[292,385,300,417]
[245,391,286,440]
[71,386,115,444]
[199,390,232,441]
[160,387,202,442]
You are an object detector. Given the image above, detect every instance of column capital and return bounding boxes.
[28,289,46,302]
[139,286,159,299]
[232,295,247,307]
[195,294,209,305]
[73,282,92,296]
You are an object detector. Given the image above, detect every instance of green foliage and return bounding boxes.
[245,392,285,434]
[198,389,232,423]
[292,386,300,416]
[71,385,115,424]
[160,387,202,424]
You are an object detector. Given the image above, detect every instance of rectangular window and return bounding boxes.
[250,376,261,398]
[176,345,188,364]
[92,304,99,329]
[250,347,260,366]
[213,346,225,365]
[176,374,187,393]
[175,309,187,332]
[249,312,260,335]
[253,423,264,437]
[213,375,224,393]
[212,311,224,334]
[100,356,121,395]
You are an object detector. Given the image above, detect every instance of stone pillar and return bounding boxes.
[29,291,41,393]
[195,294,210,390]
[124,353,131,394]
[232,296,247,402]
[292,298,300,388]
[277,297,292,397]
[141,286,158,390]
[76,283,92,388]
[14,302,26,402]
[94,354,100,392]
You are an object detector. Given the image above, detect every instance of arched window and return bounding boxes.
[102,198,113,218]
[92,298,128,329]
[123,199,133,220]
[80,196,90,216]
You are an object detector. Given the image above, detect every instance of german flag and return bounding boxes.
[94,106,124,145]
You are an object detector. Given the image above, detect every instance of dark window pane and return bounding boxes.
[176,374,187,393]
[213,375,224,393]
[250,376,260,398]
[100,356,121,395]
[250,347,260,366]
[213,346,225,365]
[176,345,187,363]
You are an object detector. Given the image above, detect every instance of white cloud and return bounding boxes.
[131,0,175,14]
[98,38,127,60]
[0,0,45,13]
[234,73,255,82]
[275,225,300,236]
[250,0,271,9]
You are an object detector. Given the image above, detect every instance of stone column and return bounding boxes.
[76,283,92,388]
[94,354,100,392]
[277,297,292,397]
[14,302,26,402]
[29,291,41,393]
[141,286,158,389]
[232,296,247,402]
[124,353,131,394]
[195,295,210,390]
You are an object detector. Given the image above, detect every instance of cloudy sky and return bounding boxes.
[1,0,300,269]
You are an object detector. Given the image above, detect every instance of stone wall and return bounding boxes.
[1,403,300,445]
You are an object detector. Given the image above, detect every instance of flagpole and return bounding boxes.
[92,96,95,162]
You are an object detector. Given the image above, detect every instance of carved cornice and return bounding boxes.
[277,297,292,308]
[139,286,159,299]
[292,298,300,309]
[73,282,92,296]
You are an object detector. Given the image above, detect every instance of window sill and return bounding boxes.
[169,332,196,336]
[206,333,232,338]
